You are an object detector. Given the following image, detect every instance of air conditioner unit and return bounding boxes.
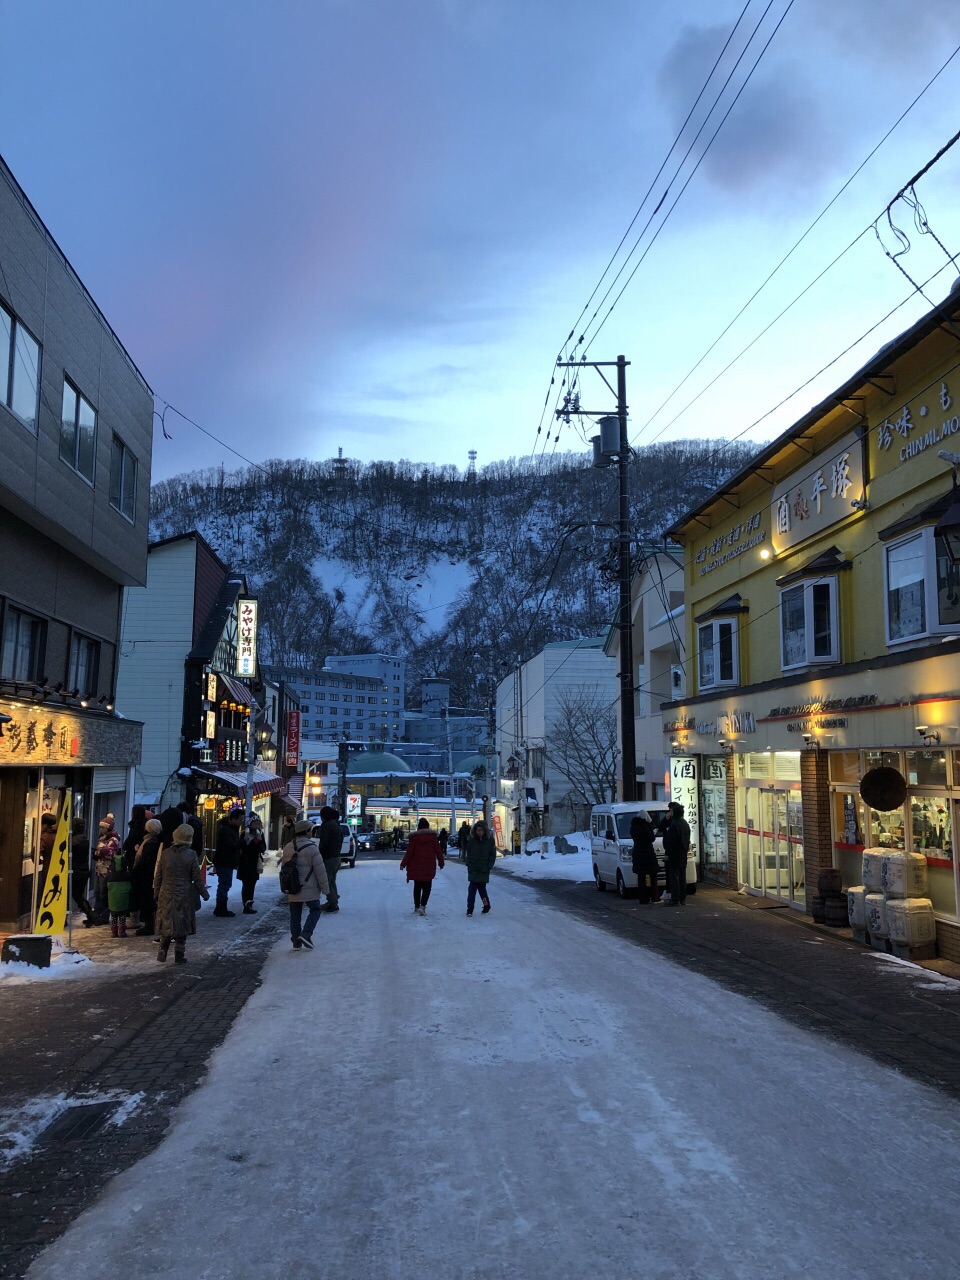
[671,664,685,698]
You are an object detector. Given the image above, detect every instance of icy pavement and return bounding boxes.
[26,859,960,1280]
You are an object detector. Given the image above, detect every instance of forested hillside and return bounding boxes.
[150,440,757,708]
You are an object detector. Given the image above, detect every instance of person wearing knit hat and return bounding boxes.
[153,823,209,963]
[131,818,164,937]
[93,815,121,924]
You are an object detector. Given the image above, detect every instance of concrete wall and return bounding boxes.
[0,157,152,588]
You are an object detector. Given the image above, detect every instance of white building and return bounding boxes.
[266,652,405,743]
[496,637,618,836]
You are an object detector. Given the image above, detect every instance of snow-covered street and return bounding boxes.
[26,860,960,1280]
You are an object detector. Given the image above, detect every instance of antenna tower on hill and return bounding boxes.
[467,449,477,481]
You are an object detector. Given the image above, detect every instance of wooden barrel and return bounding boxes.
[818,868,843,898]
[824,896,849,927]
[811,896,826,923]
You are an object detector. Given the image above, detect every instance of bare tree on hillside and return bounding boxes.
[543,688,620,807]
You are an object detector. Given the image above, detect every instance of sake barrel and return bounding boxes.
[864,892,887,938]
[880,851,929,899]
[861,848,886,893]
[847,886,868,929]
[885,897,936,947]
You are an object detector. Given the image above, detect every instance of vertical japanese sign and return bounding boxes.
[236,599,258,677]
[669,756,700,862]
[35,793,71,935]
[285,710,301,768]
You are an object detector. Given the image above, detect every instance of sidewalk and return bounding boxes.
[499,871,960,1100]
[0,872,286,1280]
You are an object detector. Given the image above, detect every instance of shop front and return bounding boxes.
[664,650,960,952]
[0,697,141,933]
[191,766,285,856]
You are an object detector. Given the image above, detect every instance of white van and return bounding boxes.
[589,803,697,898]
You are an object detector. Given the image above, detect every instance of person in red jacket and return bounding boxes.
[399,818,444,916]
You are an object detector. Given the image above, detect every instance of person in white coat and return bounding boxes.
[280,818,330,950]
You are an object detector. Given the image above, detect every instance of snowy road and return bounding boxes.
[27,860,960,1280]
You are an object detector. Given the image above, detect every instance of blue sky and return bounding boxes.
[2,0,959,482]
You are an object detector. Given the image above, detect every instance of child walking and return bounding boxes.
[106,850,132,936]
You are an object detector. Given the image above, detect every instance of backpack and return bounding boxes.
[279,839,314,896]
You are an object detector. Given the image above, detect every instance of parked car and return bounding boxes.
[310,822,357,869]
[589,803,697,898]
[356,830,379,852]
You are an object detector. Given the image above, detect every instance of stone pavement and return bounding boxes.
[0,890,287,1279]
[501,869,960,1100]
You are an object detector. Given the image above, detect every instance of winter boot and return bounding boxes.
[118,922,127,938]
[110,922,119,937]
[243,901,256,914]
[174,946,186,964]
[157,940,169,963]
[481,899,491,914]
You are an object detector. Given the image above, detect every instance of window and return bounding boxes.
[1,606,45,680]
[315,692,324,700]
[886,529,960,643]
[343,695,353,703]
[780,579,838,669]
[0,300,40,431]
[697,619,737,689]
[68,632,100,695]
[60,379,97,482]
[109,435,137,521]
[328,693,339,702]
[301,704,310,714]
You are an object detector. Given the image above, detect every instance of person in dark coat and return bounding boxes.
[662,802,691,906]
[131,817,163,936]
[281,818,330,950]
[71,818,95,926]
[238,816,266,913]
[213,807,244,917]
[316,805,343,913]
[457,821,471,861]
[154,823,209,963]
[630,813,659,905]
[122,804,149,871]
[280,816,296,850]
[464,819,497,915]
[400,818,445,915]
[93,815,120,923]
[438,827,449,858]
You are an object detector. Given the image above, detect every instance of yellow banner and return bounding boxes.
[35,794,71,935]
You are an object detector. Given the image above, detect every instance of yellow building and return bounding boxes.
[664,283,960,958]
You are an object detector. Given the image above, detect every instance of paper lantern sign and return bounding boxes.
[859,766,907,811]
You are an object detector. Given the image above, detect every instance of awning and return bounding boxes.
[217,674,254,708]
[273,792,300,814]
[191,766,285,798]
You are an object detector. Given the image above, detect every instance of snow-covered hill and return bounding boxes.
[150,442,756,706]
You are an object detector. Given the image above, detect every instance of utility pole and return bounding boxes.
[556,354,637,803]
[517,663,526,852]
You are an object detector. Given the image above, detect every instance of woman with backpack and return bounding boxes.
[280,818,330,951]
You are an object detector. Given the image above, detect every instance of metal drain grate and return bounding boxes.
[42,1101,115,1144]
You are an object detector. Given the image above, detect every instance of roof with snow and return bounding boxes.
[346,751,412,775]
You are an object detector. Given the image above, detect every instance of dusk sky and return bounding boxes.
[2,0,959,483]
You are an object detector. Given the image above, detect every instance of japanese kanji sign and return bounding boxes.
[34,793,71,936]
[285,710,301,768]
[236,598,258,677]
[770,430,863,555]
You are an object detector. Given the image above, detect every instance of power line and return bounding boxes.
[637,41,960,439]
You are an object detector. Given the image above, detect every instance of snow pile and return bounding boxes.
[0,948,92,986]
[867,950,960,990]
[0,1090,145,1168]
[496,831,593,883]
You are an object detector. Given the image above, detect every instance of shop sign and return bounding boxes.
[787,717,847,733]
[876,380,958,465]
[768,694,877,718]
[346,793,361,816]
[205,711,216,739]
[34,794,71,935]
[704,757,727,781]
[236,599,258,677]
[664,717,695,734]
[668,756,700,861]
[771,430,863,555]
[285,710,301,768]
[206,673,217,702]
[694,512,765,578]
[0,713,79,764]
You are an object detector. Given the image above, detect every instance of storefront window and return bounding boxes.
[906,750,947,788]
[832,791,866,894]
[829,751,860,784]
[864,749,901,772]
[867,803,905,851]
[910,795,951,855]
